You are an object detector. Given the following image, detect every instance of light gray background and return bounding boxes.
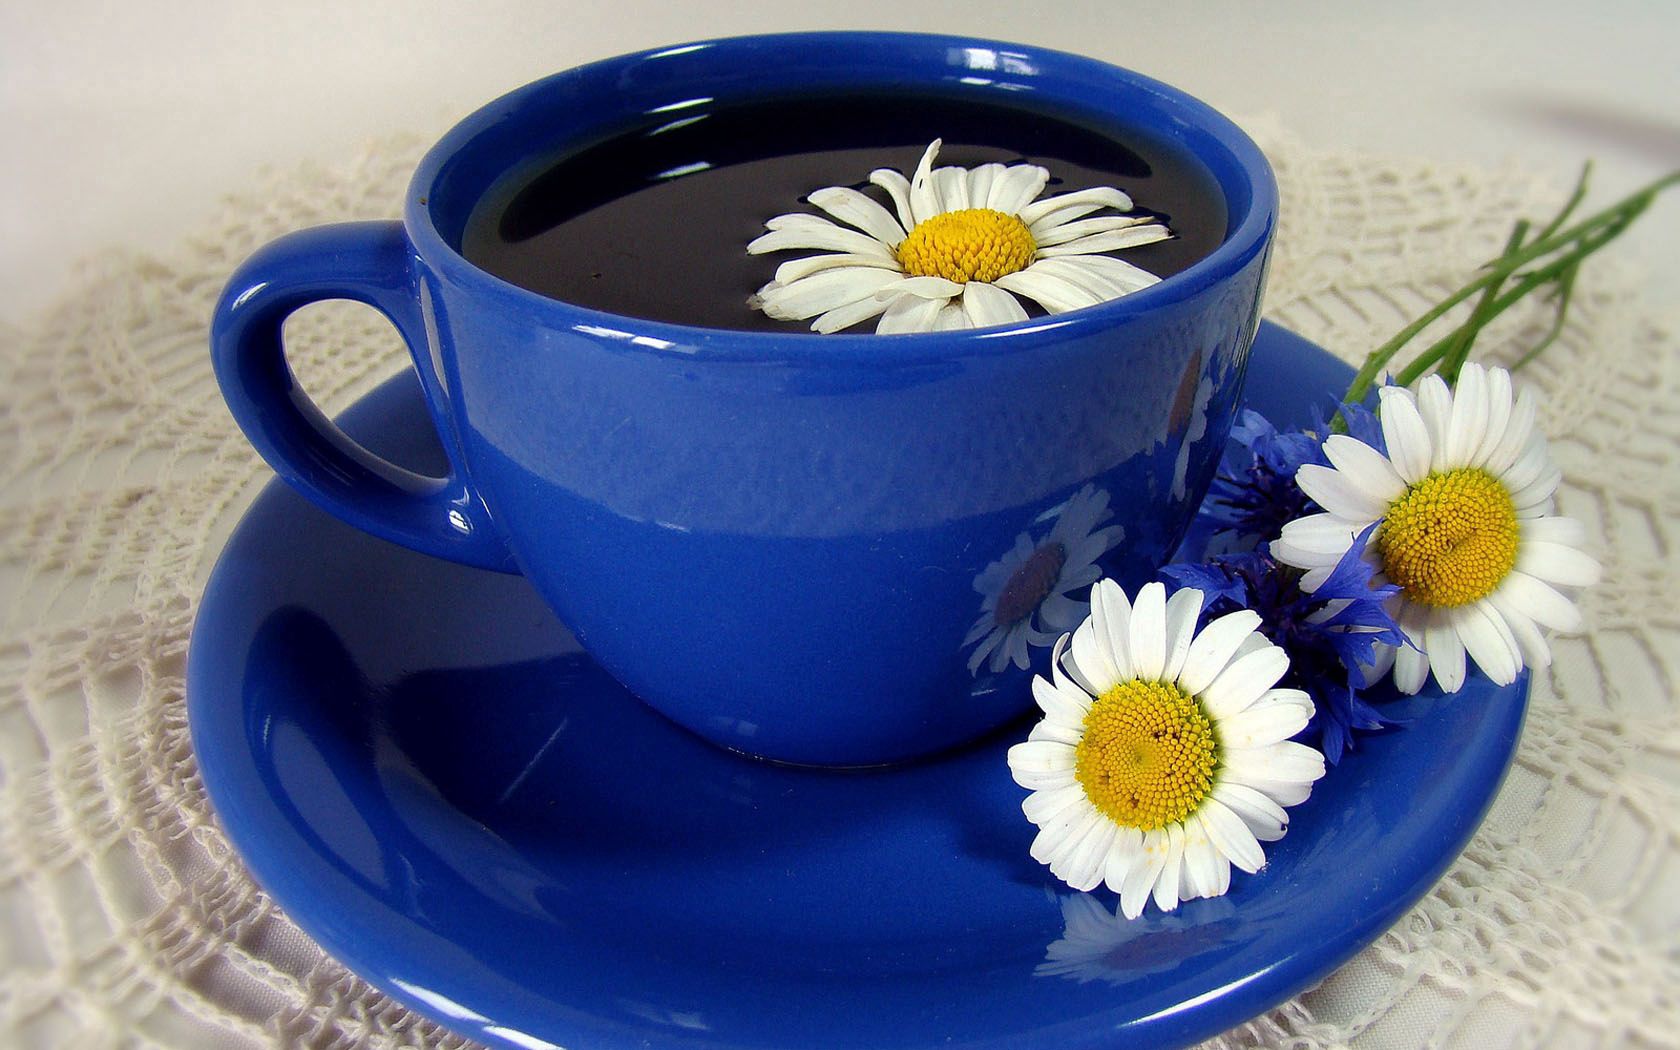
[3,0,1677,327]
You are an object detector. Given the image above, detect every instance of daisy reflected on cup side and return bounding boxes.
[1008,580,1327,918]
[964,485,1123,677]
[747,139,1171,333]
[1271,363,1601,694]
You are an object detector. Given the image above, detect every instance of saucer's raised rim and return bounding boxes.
[186,323,1529,1050]
[402,31,1277,363]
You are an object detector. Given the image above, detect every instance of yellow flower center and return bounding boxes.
[1378,467,1520,608]
[1074,679,1218,831]
[896,208,1037,283]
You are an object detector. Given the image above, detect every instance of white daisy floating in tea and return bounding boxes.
[748,139,1171,333]
[1009,580,1326,918]
[1272,363,1600,694]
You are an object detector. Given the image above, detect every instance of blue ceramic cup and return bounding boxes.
[211,32,1276,766]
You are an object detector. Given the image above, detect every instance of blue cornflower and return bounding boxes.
[1160,524,1406,763]
[1201,401,1385,546]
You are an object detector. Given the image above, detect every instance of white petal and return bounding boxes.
[1454,602,1521,685]
[1483,386,1539,477]
[874,292,946,334]
[1196,797,1266,874]
[1445,361,1490,466]
[868,167,916,232]
[960,280,1029,328]
[1522,516,1587,547]
[1032,806,1101,868]
[811,294,892,334]
[1494,571,1584,632]
[763,212,841,232]
[1059,819,1119,892]
[993,268,1104,314]
[1416,374,1455,471]
[1508,462,1562,513]
[1224,740,1325,787]
[759,267,905,320]
[1091,579,1135,683]
[987,163,1051,215]
[1019,186,1134,227]
[773,252,899,285]
[933,301,970,330]
[1199,644,1290,718]
[967,163,1004,212]
[1102,826,1146,896]
[1180,820,1224,901]
[1176,609,1264,695]
[1035,224,1172,257]
[1518,540,1601,587]
[1223,742,1323,799]
[1274,513,1361,562]
[1392,607,1431,694]
[808,185,907,246]
[1067,618,1121,696]
[880,275,964,301]
[909,140,943,225]
[1424,611,1467,693]
[1033,673,1093,722]
[1047,252,1160,293]
[1161,587,1204,684]
[1031,214,1152,247]
[1022,782,1088,825]
[1120,830,1168,919]
[1485,590,1552,669]
[1219,698,1313,749]
[1501,437,1553,495]
[1028,715,1083,746]
[1211,782,1289,842]
[1378,386,1433,484]
[748,223,896,259]
[1294,463,1388,522]
[1011,764,1077,791]
[1472,366,1515,467]
[1128,581,1169,682]
[1321,435,1406,503]
[932,166,967,212]
[1152,824,1187,913]
[1024,257,1127,301]
[1008,739,1076,779]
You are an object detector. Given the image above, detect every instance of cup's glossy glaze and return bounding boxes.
[211,32,1277,766]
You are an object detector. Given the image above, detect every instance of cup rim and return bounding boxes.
[405,30,1277,362]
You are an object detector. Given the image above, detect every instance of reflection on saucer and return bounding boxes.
[1037,892,1238,986]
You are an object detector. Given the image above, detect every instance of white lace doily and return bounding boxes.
[2,122,1676,1049]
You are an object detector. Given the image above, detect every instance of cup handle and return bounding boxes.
[211,221,514,572]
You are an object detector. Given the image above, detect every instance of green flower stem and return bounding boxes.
[1437,219,1530,385]
[1441,163,1590,382]
[1510,262,1579,373]
[1531,162,1594,244]
[1387,210,1637,390]
[1342,169,1679,405]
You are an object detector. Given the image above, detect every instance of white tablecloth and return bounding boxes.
[2,5,1678,1048]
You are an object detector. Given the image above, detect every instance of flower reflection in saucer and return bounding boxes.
[964,485,1124,676]
[1037,892,1237,986]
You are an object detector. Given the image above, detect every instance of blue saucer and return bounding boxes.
[187,322,1528,1050]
